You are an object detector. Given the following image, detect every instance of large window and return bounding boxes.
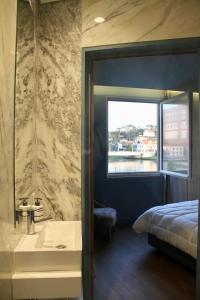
[108,100,158,174]
[108,93,191,177]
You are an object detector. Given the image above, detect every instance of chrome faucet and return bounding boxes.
[27,209,35,235]
[15,208,23,225]
[15,207,36,235]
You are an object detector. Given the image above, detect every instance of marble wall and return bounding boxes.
[0,0,17,299]
[37,0,81,220]
[15,0,34,208]
[15,0,82,220]
[82,0,200,47]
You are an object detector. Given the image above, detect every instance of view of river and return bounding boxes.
[108,159,158,173]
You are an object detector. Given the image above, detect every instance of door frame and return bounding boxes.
[82,37,200,300]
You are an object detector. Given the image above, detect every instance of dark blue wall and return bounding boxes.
[94,95,164,223]
[93,53,199,223]
[94,53,199,91]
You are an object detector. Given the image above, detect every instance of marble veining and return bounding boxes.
[82,0,200,47]
[15,0,81,220]
[15,0,34,205]
[37,0,81,220]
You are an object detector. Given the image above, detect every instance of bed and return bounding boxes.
[133,200,198,271]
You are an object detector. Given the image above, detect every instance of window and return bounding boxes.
[161,92,191,177]
[108,100,158,174]
[107,93,191,177]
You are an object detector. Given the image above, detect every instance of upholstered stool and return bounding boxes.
[94,207,117,240]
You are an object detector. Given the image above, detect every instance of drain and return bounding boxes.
[56,244,67,249]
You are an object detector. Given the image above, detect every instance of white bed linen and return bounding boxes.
[133,200,198,258]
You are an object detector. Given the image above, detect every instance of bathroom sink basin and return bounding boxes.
[14,221,82,272]
[13,221,82,299]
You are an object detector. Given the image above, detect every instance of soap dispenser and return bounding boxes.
[19,197,30,217]
[32,197,43,220]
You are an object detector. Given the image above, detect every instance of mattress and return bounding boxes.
[133,200,198,258]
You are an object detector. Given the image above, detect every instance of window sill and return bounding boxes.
[107,172,162,179]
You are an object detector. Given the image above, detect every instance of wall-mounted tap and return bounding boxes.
[15,208,23,225]
[17,197,35,234]
[27,209,35,235]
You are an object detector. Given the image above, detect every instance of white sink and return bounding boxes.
[14,221,82,272]
[12,221,82,299]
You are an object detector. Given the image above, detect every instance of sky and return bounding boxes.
[108,101,157,132]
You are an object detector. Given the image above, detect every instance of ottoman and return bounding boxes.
[94,207,117,240]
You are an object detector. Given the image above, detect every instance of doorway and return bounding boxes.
[82,38,200,300]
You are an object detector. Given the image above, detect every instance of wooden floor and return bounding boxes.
[94,226,196,300]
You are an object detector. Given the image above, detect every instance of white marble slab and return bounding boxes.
[0,0,18,299]
[82,0,200,47]
[15,0,82,221]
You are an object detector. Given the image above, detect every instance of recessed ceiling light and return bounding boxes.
[94,17,105,24]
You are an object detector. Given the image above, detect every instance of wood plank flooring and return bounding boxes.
[94,226,195,300]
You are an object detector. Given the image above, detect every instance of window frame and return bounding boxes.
[160,92,192,178]
[106,96,161,178]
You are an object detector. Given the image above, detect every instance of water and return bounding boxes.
[108,159,158,173]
